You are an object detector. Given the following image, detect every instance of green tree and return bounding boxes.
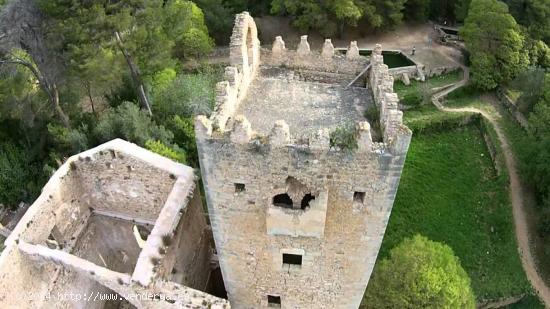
[270,0,406,37]
[0,143,44,209]
[524,74,550,208]
[405,0,431,21]
[145,140,186,163]
[461,0,529,89]
[364,235,475,309]
[454,0,472,22]
[504,0,550,43]
[93,102,173,146]
[38,0,213,116]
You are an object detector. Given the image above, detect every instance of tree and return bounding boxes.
[38,0,213,116]
[270,0,407,37]
[524,73,550,208]
[461,0,529,90]
[454,0,472,22]
[0,0,72,127]
[504,0,550,43]
[405,0,431,22]
[364,235,475,309]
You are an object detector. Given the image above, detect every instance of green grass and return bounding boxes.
[403,105,472,133]
[506,89,522,103]
[394,70,463,99]
[444,88,550,293]
[375,124,531,301]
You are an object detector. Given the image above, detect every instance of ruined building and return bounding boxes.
[195,12,411,309]
[0,12,410,309]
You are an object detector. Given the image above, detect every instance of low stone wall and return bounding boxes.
[496,87,529,129]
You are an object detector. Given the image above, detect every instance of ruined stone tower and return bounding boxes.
[195,12,412,309]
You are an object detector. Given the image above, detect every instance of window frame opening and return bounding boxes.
[300,193,315,209]
[267,295,281,307]
[272,193,293,209]
[234,183,246,193]
[353,191,366,204]
[282,253,302,266]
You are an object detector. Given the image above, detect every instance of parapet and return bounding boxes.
[369,44,412,149]
[198,12,411,157]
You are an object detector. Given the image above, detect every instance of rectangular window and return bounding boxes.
[354,191,366,203]
[267,295,281,307]
[234,183,246,193]
[282,253,302,266]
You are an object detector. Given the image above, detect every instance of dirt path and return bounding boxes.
[431,66,550,307]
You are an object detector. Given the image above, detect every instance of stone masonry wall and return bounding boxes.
[0,139,227,308]
[196,12,412,309]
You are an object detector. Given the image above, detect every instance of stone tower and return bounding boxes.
[195,12,412,309]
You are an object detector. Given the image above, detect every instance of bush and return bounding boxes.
[177,28,214,59]
[94,102,173,146]
[152,71,219,121]
[364,235,476,308]
[330,123,357,151]
[167,116,198,167]
[47,124,90,155]
[0,143,43,209]
[145,140,186,163]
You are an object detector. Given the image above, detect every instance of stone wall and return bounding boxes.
[196,12,412,309]
[0,139,227,308]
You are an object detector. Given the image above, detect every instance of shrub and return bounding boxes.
[330,123,357,151]
[0,143,43,209]
[167,116,198,167]
[152,72,218,121]
[145,140,186,163]
[94,102,173,146]
[364,235,476,309]
[47,123,90,155]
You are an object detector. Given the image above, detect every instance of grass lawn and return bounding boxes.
[394,70,463,99]
[373,122,531,301]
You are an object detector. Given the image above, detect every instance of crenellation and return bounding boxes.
[321,39,335,58]
[296,35,311,56]
[230,115,254,144]
[271,36,286,56]
[269,120,291,147]
[346,41,360,59]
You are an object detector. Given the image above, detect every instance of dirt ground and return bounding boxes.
[255,16,462,72]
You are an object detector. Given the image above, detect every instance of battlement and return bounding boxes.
[197,13,411,157]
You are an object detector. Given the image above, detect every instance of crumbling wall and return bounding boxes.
[0,139,226,309]
[72,151,176,222]
[166,189,212,290]
[211,12,260,132]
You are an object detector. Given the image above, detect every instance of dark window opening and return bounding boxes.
[300,194,315,209]
[234,183,246,193]
[282,253,302,266]
[273,194,293,209]
[354,191,366,204]
[267,295,281,307]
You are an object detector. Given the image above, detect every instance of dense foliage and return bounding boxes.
[365,235,475,308]
[461,0,528,89]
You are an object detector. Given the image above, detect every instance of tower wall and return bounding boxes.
[196,12,411,309]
